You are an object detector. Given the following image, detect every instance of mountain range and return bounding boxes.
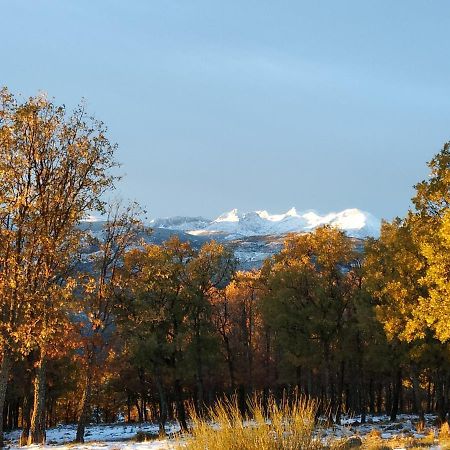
[149,207,380,239]
[83,208,380,270]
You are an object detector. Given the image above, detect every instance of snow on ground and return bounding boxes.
[4,414,444,449]
[323,413,443,449]
[13,442,174,450]
[5,423,180,450]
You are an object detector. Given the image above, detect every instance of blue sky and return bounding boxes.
[3,1,450,220]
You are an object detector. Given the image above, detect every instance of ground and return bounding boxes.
[4,414,446,450]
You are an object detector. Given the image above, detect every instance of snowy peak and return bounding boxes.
[327,208,375,230]
[285,207,298,217]
[149,216,211,232]
[81,214,103,223]
[214,209,240,223]
[150,208,380,239]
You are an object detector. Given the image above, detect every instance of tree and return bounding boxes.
[116,237,236,431]
[0,88,117,446]
[260,227,357,421]
[413,142,450,219]
[118,237,195,433]
[364,217,433,421]
[212,271,261,392]
[411,143,450,342]
[418,211,450,342]
[364,219,426,343]
[184,240,236,410]
[75,202,144,443]
[363,141,450,421]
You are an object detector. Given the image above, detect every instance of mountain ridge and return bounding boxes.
[82,208,380,270]
[149,207,380,239]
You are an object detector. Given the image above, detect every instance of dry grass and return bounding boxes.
[439,422,450,449]
[179,394,446,450]
[358,429,437,450]
[182,393,326,450]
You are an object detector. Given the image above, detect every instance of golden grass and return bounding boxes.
[182,393,325,450]
[179,393,445,450]
[358,429,437,450]
[439,422,450,449]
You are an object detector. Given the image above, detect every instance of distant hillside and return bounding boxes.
[80,208,379,269]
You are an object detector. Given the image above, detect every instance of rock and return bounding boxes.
[385,423,403,430]
[342,436,362,448]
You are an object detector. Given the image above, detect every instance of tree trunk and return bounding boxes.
[28,349,47,445]
[174,379,188,431]
[376,383,383,414]
[390,368,402,422]
[126,392,131,423]
[223,335,235,391]
[436,371,446,423]
[155,378,168,437]
[0,354,12,449]
[296,365,302,392]
[336,361,345,425]
[323,342,334,424]
[19,392,32,446]
[195,341,204,412]
[75,368,93,443]
[135,399,142,422]
[411,365,425,424]
[427,380,432,413]
[20,356,34,446]
[368,378,375,415]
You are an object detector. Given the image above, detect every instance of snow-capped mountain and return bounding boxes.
[149,216,210,232]
[81,208,379,270]
[151,208,380,239]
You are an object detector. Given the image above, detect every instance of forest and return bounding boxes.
[1,89,450,448]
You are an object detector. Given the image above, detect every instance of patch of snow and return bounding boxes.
[82,215,103,223]
[6,422,180,449]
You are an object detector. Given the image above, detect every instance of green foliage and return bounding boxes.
[260,227,367,392]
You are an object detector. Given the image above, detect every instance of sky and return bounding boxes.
[2,1,450,221]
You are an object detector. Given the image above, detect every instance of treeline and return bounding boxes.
[1,90,450,447]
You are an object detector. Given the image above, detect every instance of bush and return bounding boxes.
[182,393,325,450]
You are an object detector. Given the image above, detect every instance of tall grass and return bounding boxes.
[183,392,325,450]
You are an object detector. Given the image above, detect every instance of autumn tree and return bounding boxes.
[0,88,117,446]
[411,143,450,421]
[260,227,359,421]
[211,270,265,401]
[75,202,144,443]
[412,143,450,342]
[118,237,195,433]
[184,240,236,410]
[117,237,236,432]
[363,142,450,422]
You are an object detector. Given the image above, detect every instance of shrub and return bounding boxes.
[183,392,324,450]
